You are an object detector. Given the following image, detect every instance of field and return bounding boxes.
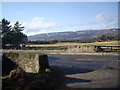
[25,41,120,52]
[26,41,119,47]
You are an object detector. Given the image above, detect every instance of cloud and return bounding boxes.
[21,17,62,35]
[80,14,118,28]
[21,22,27,27]
[83,14,106,25]
[25,17,58,32]
[95,14,106,23]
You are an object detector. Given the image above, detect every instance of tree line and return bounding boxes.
[28,35,119,44]
[0,18,28,49]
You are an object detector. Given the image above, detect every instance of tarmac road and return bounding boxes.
[48,54,119,88]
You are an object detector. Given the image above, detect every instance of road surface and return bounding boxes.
[48,54,119,88]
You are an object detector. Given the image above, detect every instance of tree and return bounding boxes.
[100,35,106,41]
[10,32,28,48]
[0,21,2,49]
[1,18,11,36]
[12,21,24,33]
[10,21,28,48]
[1,18,12,48]
[0,21,2,38]
[0,18,28,49]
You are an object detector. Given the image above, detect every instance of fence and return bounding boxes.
[99,46,120,52]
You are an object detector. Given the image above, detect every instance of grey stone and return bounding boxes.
[67,45,103,53]
[2,52,49,74]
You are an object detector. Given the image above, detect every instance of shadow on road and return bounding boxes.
[65,77,91,83]
[50,65,94,75]
[58,77,91,88]
[49,56,60,62]
[50,65,93,88]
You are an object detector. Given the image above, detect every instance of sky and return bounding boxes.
[1,2,118,36]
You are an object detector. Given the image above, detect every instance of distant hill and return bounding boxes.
[28,28,119,40]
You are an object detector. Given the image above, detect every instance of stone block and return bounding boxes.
[2,52,49,74]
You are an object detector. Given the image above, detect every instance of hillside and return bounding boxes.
[28,28,119,40]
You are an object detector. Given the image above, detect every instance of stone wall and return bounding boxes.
[67,45,103,53]
[2,52,49,75]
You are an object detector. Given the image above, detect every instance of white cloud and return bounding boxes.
[21,17,62,35]
[84,14,106,25]
[80,14,118,28]
[95,14,105,22]
[21,22,27,27]
[25,17,58,32]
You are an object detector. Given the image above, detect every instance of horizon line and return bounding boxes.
[28,27,119,36]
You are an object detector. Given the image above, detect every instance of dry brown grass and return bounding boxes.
[26,41,119,47]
